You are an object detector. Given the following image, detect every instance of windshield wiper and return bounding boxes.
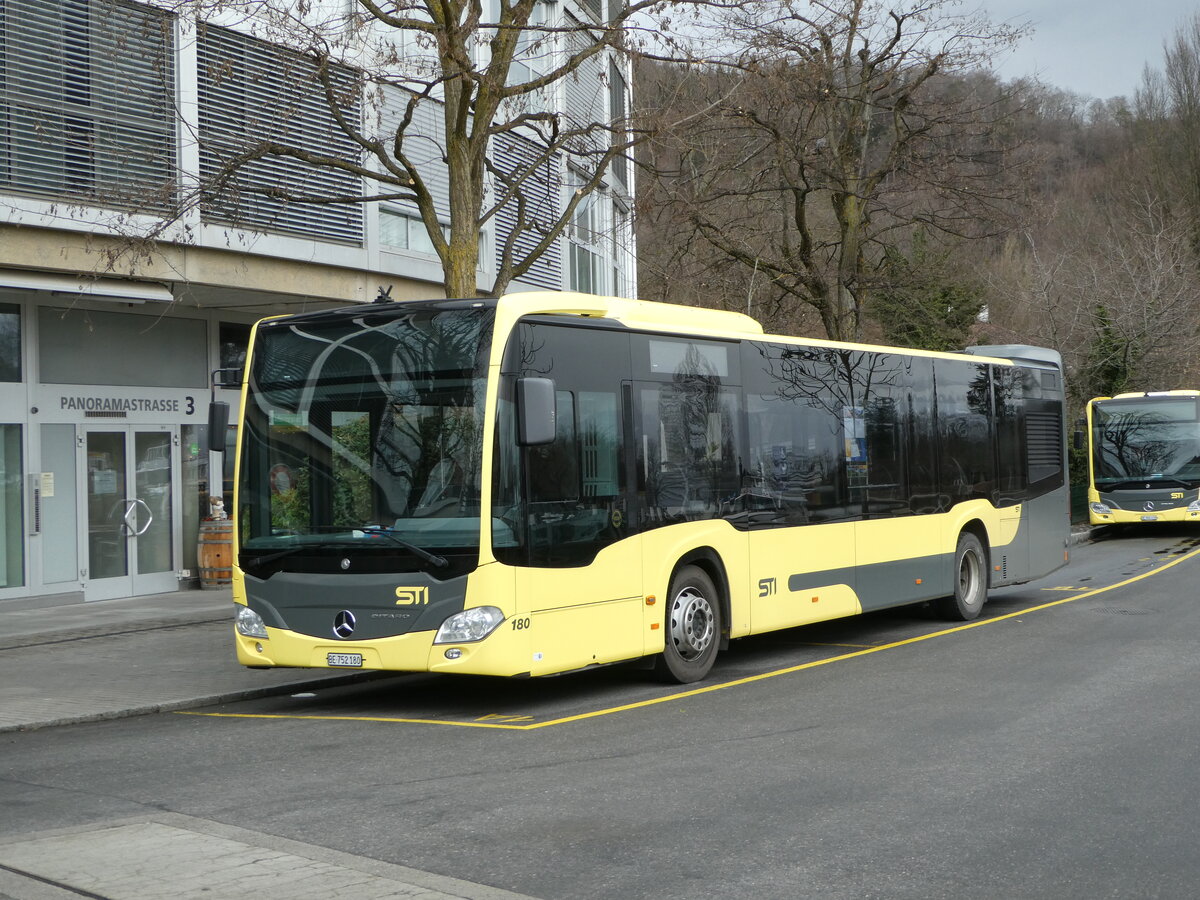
[243,531,449,574]
[364,527,449,568]
[1155,477,1198,490]
[241,541,347,574]
[1100,476,1197,491]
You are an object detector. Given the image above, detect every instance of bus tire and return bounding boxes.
[937,532,988,621]
[654,565,722,684]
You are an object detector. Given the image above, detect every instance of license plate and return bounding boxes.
[1141,515,1159,522]
[327,652,363,667]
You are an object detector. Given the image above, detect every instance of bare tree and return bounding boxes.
[976,14,1200,402]
[996,191,1200,402]
[1072,193,1200,397]
[112,0,682,298]
[640,0,1029,341]
[634,58,826,335]
[1134,11,1200,241]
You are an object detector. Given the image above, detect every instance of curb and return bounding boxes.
[0,615,233,652]
[0,670,389,734]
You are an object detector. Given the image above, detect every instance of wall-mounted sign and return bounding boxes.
[60,396,187,413]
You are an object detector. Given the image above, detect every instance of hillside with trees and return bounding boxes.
[634,1,1200,408]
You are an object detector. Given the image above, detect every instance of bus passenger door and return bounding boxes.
[515,380,643,676]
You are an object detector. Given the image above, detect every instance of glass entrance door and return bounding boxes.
[83,425,179,600]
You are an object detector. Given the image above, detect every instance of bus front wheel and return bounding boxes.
[654,565,722,684]
[937,532,987,621]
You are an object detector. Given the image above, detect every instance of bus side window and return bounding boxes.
[514,322,631,567]
[936,360,996,506]
[741,342,851,525]
[862,393,908,517]
[641,383,739,523]
[906,357,939,513]
[994,367,1027,505]
[528,391,579,502]
[852,352,912,519]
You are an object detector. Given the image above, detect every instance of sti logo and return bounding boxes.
[395,587,430,606]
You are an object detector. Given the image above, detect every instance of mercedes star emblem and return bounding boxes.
[333,610,356,639]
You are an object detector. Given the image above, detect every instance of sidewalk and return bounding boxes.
[0,588,375,733]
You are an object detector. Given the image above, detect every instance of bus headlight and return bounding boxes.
[1189,500,1200,511]
[434,607,504,643]
[235,605,269,639]
[1089,502,1113,516]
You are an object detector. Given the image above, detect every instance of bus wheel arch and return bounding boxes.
[654,550,728,684]
[936,526,989,621]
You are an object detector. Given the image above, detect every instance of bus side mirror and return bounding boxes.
[213,366,243,389]
[1073,431,1085,451]
[207,402,230,452]
[517,377,556,446]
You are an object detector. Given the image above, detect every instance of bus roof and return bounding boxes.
[1091,390,1200,404]
[500,293,1055,368]
[259,291,1058,370]
[498,291,764,338]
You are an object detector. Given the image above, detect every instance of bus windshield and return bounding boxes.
[1092,397,1200,486]
[237,305,494,573]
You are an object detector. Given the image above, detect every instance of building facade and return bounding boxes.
[0,0,635,605]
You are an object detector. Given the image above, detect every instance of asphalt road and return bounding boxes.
[3,524,1200,900]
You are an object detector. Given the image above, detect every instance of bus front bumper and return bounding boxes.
[1088,504,1200,525]
[235,623,530,677]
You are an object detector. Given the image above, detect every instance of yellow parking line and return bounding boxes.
[177,711,531,729]
[178,545,1200,730]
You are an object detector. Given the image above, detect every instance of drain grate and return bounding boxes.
[1095,606,1153,616]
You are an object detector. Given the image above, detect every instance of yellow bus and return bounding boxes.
[228,292,1069,683]
[1085,391,1200,526]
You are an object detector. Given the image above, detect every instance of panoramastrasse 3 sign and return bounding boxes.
[59,395,187,413]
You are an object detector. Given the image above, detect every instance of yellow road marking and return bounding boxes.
[178,545,1200,731]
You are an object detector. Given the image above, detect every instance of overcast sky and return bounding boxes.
[979,0,1195,100]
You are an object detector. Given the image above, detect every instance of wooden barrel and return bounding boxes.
[198,520,233,589]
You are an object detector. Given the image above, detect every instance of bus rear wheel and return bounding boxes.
[937,532,987,621]
[654,565,722,684]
